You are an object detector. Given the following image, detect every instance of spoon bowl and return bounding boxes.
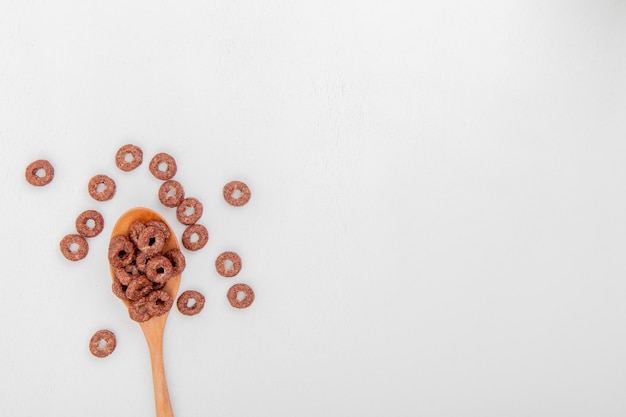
[110,207,180,417]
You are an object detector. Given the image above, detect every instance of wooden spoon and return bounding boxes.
[110,207,181,417]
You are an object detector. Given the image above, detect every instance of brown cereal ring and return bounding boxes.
[59,234,89,262]
[89,329,116,358]
[227,283,255,309]
[129,221,145,246]
[158,180,185,208]
[88,174,116,201]
[145,255,173,284]
[108,235,135,267]
[215,251,242,277]
[114,264,141,285]
[128,298,151,322]
[125,276,153,301]
[182,224,208,251]
[146,290,173,317]
[176,197,203,225]
[145,220,171,240]
[164,249,186,275]
[223,180,251,207]
[152,281,166,291]
[135,251,152,274]
[75,210,104,238]
[115,144,143,172]
[149,152,177,180]
[176,290,205,316]
[25,159,54,186]
[111,276,129,300]
[136,225,165,256]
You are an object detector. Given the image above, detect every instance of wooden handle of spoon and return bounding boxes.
[145,326,174,417]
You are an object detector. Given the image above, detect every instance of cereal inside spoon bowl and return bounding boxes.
[109,207,183,417]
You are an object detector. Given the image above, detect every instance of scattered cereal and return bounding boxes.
[223,180,251,207]
[115,144,143,172]
[88,174,116,201]
[149,153,177,180]
[60,234,89,261]
[89,329,116,358]
[75,210,104,238]
[176,290,205,316]
[215,251,242,277]
[227,283,255,309]
[25,159,54,186]
[181,224,208,251]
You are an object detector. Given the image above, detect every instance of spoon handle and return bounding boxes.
[145,324,174,417]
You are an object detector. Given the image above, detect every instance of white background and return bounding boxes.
[1,1,626,416]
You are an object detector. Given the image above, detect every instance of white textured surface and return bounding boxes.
[1,1,626,416]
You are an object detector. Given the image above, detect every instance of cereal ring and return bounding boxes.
[126,276,153,301]
[115,144,143,172]
[88,174,116,201]
[135,251,152,274]
[164,249,186,275]
[182,224,208,251]
[145,220,171,240]
[75,210,104,238]
[146,290,173,316]
[223,180,251,207]
[227,283,255,309]
[176,197,203,225]
[176,290,205,316]
[108,235,135,267]
[114,264,141,285]
[25,159,54,186]
[136,225,165,256]
[129,221,145,246]
[89,330,116,358]
[145,255,173,284]
[149,152,177,180]
[128,298,151,322]
[152,281,166,291]
[158,180,185,208]
[111,276,129,300]
[215,251,242,277]
[59,234,89,261]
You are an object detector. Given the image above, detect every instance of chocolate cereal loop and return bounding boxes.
[128,298,151,322]
[115,264,140,285]
[147,290,173,317]
[164,249,186,275]
[158,180,185,208]
[215,251,242,277]
[176,290,205,316]
[145,255,173,284]
[88,174,116,201]
[176,197,203,225]
[112,276,129,300]
[108,235,135,268]
[128,221,145,246]
[60,234,89,261]
[136,225,165,256]
[25,159,54,186]
[145,220,171,240]
[75,210,104,238]
[182,224,208,251]
[89,330,116,358]
[149,152,177,180]
[223,180,251,207]
[135,251,152,274]
[115,144,143,172]
[126,276,153,301]
[227,283,255,309]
